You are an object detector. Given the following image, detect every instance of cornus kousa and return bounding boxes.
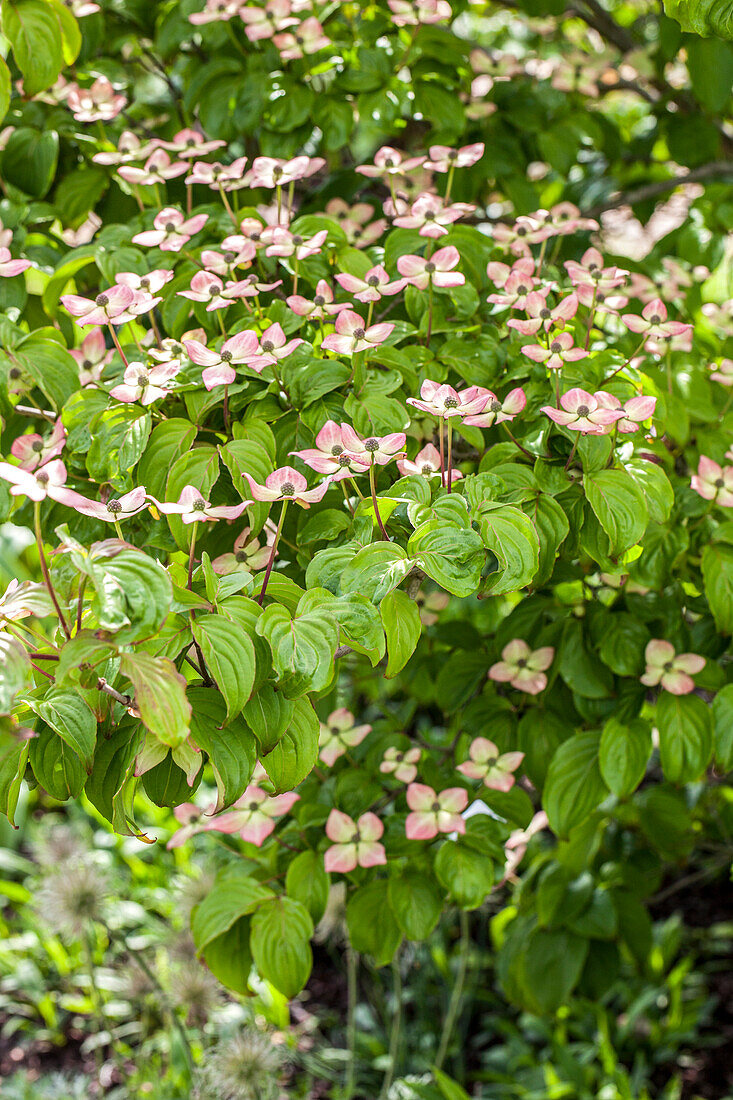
[489,640,555,695]
[379,747,421,784]
[290,422,369,479]
[153,485,249,524]
[321,310,394,356]
[110,361,181,405]
[323,810,386,873]
[397,443,462,482]
[405,785,469,840]
[640,641,705,696]
[132,208,208,251]
[542,389,625,434]
[457,738,525,792]
[622,298,693,341]
[396,246,464,290]
[185,330,260,389]
[334,265,406,303]
[318,709,372,767]
[691,457,733,507]
[11,420,66,471]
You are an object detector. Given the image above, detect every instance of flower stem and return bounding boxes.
[218,183,238,227]
[223,385,231,434]
[584,287,597,351]
[107,324,129,368]
[34,501,71,640]
[434,910,470,1071]
[379,951,403,1100]
[445,164,455,203]
[187,520,198,589]
[293,256,299,297]
[439,419,446,489]
[369,460,389,540]
[564,434,580,472]
[344,947,359,1100]
[258,499,288,605]
[446,418,453,493]
[426,279,434,344]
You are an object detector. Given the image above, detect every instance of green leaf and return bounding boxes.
[256,603,338,696]
[340,542,414,602]
[242,684,295,754]
[0,721,31,826]
[286,850,329,924]
[85,722,145,838]
[192,868,274,953]
[701,543,733,633]
[202,917,253,996]
[250,896,314,998]
[435,841,494,910]
[346,881,402,966]
[529,495,570,585]
[90,549,172,643]
[120,653,191,748]
[664,0,733,38]
[558,619,613,699]
[409,523,485,597]
[29,726,84,801]
[656,692,713,783]
[0,635,31,715]
[30,689,96,772]
[165,446,219,551]
[388,869,444,940]
[543,731,608,837]
[260,696,319,792]
[0,57,11,125]
[626,458,674,524]
[1,126,58,197]
[599,717,651,797]
[598,614,650,676]
[517,929,589,1014]
[432,1067,471,1100]
[712,684,733,771]
[192,613,256,721]
[188,687,257,811]
[583,470,648,556]
[137,419,198,501]
[380,589,421,678]
[13,336,78,410]
[479,505,540,594]
[2,1,65,94]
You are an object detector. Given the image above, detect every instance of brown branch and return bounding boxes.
[588,162,733,216]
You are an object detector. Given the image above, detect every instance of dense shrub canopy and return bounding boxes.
[0,0,731,1074]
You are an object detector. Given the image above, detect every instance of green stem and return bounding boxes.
[218,183,238,228]
[108,324,129,369]
[34,501,71,639]
[369,460,389,540]
[258,499,288,605]
[293,256,299,296]
[379,951,403,1100]
[444,164,455,203]
[187,520,198,589]
[564,434,580,472]
[446,419,453,493]
[536,238,547,278]
[344,947,359,1100]
[426,279,434,344]
[113,519,124,541]
[584,287,597,351]
[439,419,446,489]
[434,911,470,1072]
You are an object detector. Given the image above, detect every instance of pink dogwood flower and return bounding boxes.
[407,380,490,420]
[593,393,657,433]
[324,810,386,873]
[201,245,257,277]
[538,202,599,237]
[110,361,180,404]
[157,128,226,158]
[66,486,149,523]
[242,466,330,507]
[379,747,421,784]
[355,146,425,179]
[457,738,524,792]
[212,524,275,574]
[70,328,113,386]
[0,247,31,277]
[489,639,554,695]
[185,330,260,389]
[116,269,174,296]
[492,216,545,253]
[486,256,536,290]
[0,459,77,504]
[393,193,475,237]
[710,358,733,386]
[153,484,249,524]
[405,784,468,840]
[397,246,464,289]
[541,388,624,434]
[265,227,328,260]
[246,322,303,372]
[290,421,369,478]
[230,272,283,300]
[203,786,300,846]
[177,271,252,312]
[488,270,551,310]
[640,640,705,696]
[66,77,126,122]
[507,292,578,335]
[132,208,208,252]
[335,265,406,303]
[522,331,587,371]
[622,298,692,340]
[574,283,628,317]
[185,157,249,191]
[274,17,330,59]
[691,456,733,507]
[397,443,461,482]
[189,0,243,23]
[319,708,372,767]
[240,0,298,40]
[388,0,452,25]
[340,426,406,466]
[118,149,188,187]
[287,280,349,320]
[424,143,484,172]
[321,310,394,356]
[564,248,627,290]
[61,285,135,327]
[11,419,65,472]
[463,387,527,428]
[245,155,324,189]
[93,130,157,166]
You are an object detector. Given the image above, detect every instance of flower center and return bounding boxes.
[650,315,660,324]
[550,341,561,353]
[95,293,108,306]
[425,262,436,274]
[82,359,92,368]
[517,226,527,237]
[367,275,379,286]
[36,472,49,485]
[540,307,551,319]
[444,396,458,409]
[331,445,343,456]
[280,482,295,496]
[262,341,274,352]
[354,327,365,339]
[140,277,150,289]
[192,499,206,511]
[364,438,379,452]
[517,284,528,294]
[293,235,303,245]
[236,550,248,562]
[221,350,233,361]
[165,222,176,232]
[338,454,352,466]
[576,405,590,417]
[715,478,724,488]
[314,295,325,306]
[490,398,502,412]
[421,463,433,474]
[107,499,122,513]
[31,440,44,453]
[137,371,149,385]
[431,801,441,812]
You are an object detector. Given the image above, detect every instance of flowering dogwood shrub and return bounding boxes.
[0,0,731,1046]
